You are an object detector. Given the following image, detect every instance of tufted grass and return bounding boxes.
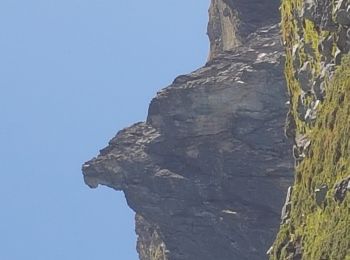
[271,0,350,259]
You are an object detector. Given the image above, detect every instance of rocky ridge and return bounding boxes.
[82,1,294,259]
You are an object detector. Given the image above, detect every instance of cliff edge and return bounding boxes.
[82,1,294,259]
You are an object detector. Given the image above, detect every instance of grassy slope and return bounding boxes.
[271,0,350,259]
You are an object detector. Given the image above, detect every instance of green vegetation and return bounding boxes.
[273,55,350,260]
[271,0,350,259]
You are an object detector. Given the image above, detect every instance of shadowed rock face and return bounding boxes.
[82,1,294,260]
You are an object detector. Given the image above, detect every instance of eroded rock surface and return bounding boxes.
[83,1,293,260]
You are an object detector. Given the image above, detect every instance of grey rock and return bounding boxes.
[296,94,308,121]
[292,134,312,164]
[83,23,293,260]
[302,0,335,31]
[334,176,350,203]
[319,34,334,59]
[285,110,297,140]
[292,44,301,70]
[335,9,350,26]
[336,27,350,53]
[282,238,303,260]
[82,2,295,260]
[297,62,313,92]
[207,0,281,60]
[312,77,326,101]
[304,43,316,58]
[315,184,328,206]
[296,134,312,156]
[333,0,347,14]
[320,62,335,79]
[334,47,343,65]
[294,240,303,260]
[320,0,337,30]
[302,0,316,21]
[293,145,302,163]
[304,99,320,123]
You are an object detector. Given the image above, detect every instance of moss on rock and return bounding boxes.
[271,0,350,259]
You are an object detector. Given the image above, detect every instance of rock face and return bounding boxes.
[82,1,294,259]
[271,0,350,259]
[208,0,281,59]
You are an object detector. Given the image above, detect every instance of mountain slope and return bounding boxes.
[271,0,350,259]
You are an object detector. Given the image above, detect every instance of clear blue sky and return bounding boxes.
[0,1,208,259]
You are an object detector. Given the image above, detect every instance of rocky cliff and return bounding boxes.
[207,0,281,59]
[270,0,350,259]
[82,1,295,259]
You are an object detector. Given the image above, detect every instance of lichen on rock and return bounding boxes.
[270,0,350,259]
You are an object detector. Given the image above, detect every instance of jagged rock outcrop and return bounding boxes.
[82,1,294,259]
[271,0,350,259]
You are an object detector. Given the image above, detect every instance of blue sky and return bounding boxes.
[0,1,208,259]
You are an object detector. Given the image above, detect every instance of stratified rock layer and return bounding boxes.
[83,1,294,260]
